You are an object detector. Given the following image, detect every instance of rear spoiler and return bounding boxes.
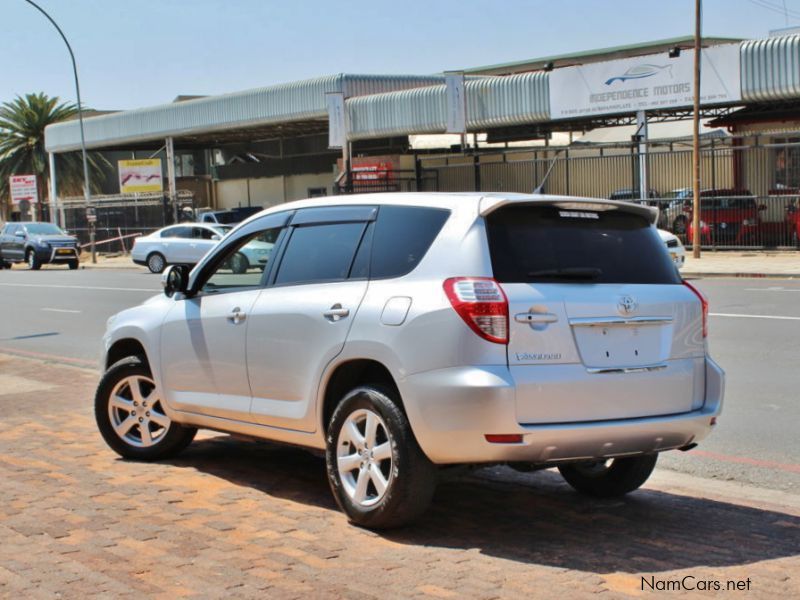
[478,195,658,225]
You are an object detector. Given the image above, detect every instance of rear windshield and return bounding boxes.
[486,204,681,284]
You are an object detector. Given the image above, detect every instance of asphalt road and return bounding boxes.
[0,266,798,493]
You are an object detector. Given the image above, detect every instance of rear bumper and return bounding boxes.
[401,357,724,465]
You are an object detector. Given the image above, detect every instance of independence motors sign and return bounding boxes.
[549,44,741,120]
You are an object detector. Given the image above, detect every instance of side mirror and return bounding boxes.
[162,264,189,298]
[211,234,221,241]
[14,231,25,238]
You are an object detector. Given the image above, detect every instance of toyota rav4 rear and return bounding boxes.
[397,195,723,498]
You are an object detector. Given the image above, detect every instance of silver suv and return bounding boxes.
[95,193,724,528]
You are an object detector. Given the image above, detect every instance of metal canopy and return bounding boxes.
[44,74,444,153]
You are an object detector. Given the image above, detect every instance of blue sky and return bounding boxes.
[3,0,799,111]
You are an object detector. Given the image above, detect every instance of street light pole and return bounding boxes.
[23,0,95,262]
[691,0,702,259]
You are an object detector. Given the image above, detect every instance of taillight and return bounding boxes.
[683,279,708,338]
[443,277,508,344]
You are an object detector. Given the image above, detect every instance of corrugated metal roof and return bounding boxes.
[45,74,443,153]
[741,34,800,101]
[465,36,742,75]
[347,72,550,140]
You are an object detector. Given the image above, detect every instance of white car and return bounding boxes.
[132,224,231,273]
[658,228,686,269]
[132,224,275,274]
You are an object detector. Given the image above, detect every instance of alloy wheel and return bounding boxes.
[107,374,171,447]
[148,254,164,273]
[336,408,393,507]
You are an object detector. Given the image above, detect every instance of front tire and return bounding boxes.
[68,259,79,270]
[26,250,41,270]
[672,216,687,235]
[95,356,196,461]
[230,252,249,274]
[146,252,166,274]
[326,385,437,529]
[558,454,658,498]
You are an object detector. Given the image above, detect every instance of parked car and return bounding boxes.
[686,190,764,245]
[95,193,723,528]
[0,222,80,270]
[787,200,800,247]
[657,228,685,269]
[132,224,228,273]
[132,223,274,274]
[608,188,659,202]
[660,188,694,234]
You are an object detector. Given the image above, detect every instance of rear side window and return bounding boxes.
[486,205,681,284]
[161,226,191,238]
[370,206,450,279]
[274,222,365,285]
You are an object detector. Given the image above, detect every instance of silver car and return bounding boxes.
[96,193,724,528]
[131,224,230,273]
[132,223,273,274]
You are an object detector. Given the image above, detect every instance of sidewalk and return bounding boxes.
[0,351,798,598]
[682,251,800,278]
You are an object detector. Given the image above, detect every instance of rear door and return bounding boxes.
[485,202,706,425]
[246,206,374,432]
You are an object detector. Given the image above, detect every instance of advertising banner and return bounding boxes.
[549,44,741,120]
[327,92,347,149]
[445,72,467,133]
[9,174,37,205]
[118,159,163,193]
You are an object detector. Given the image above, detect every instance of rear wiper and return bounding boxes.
[526,267,602,280]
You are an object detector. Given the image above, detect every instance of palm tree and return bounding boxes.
[0,92,108,220]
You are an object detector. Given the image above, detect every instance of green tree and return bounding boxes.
[0,92,108,219]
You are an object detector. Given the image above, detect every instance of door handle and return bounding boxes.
[514,312,558,324]
[323,303,350,322]
[228,307,247,325]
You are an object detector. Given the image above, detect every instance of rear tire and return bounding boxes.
[95,356,196,461]
[672,216,687,235]
[26,250,41,270]
[558,454,658,498]
[146,252,166,274]
[326,385,437,529]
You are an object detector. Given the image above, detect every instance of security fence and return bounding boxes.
[416,134,800,249]
[60,191,196,251]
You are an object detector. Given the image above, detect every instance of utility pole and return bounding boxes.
[692,0,702,259]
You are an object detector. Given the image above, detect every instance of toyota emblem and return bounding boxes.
[617,295,638,315]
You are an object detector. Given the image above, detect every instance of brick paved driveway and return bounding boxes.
[1,353,798,599]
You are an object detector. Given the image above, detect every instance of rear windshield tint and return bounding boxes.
[486,205,681,284]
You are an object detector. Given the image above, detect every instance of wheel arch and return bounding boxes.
[320,358,401,432]
[106,337,150,371]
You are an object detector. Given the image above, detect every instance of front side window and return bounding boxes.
[274,222,365,286]
[201,227,282,293]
